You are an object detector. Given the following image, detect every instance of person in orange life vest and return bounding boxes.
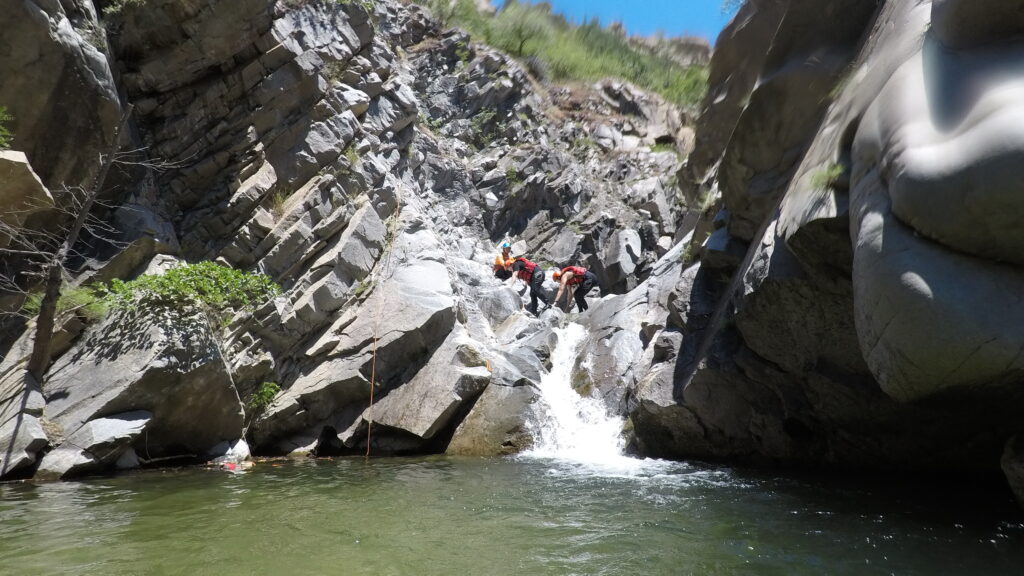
[510,257,550,315]
[552,265,598,313]
[493,241,514,280]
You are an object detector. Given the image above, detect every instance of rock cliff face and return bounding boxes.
[3,0,1022,509]
[0,0,691,476]
[633,0,1024,502]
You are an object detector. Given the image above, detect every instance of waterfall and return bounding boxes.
[521,322,636,470]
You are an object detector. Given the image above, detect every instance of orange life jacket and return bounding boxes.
[515,258,538,281]
[562,265,587,285]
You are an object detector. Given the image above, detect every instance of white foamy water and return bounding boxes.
[521,322,659,477]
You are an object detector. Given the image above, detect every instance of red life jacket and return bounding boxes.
[515,258,537,281]
[562,266,587,285]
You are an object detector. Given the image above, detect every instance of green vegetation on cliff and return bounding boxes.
[0,106,13,150]
[417,0,708,111]
[105,261,280,320]
[22,285,108,322]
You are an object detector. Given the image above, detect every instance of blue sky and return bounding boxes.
[494,0,735,44]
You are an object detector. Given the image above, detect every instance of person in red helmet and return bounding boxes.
[510,257,550,315]
[552,265,598,313]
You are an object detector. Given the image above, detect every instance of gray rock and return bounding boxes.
[0,413,48,479]
[340,326,491,452]
[0,0,121,188]
[36,410,151,479]
[208,439,251,464]
[44,304,243,460]
[1003,436,1024,508]
[0,152,53,249]
[446,384,538,456]
[35,449,97,481]
[602,228,642,291]
[477,286,523,328]
[115,449,141,470]
[253,228,457,451]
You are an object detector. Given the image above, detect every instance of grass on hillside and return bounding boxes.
[416,0,708,112]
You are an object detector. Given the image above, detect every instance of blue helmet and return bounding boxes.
[501,242,511,250]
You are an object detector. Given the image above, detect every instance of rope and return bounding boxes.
[366,189,402,458]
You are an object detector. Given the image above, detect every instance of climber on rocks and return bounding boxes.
[552,265,598,313]
[493,241,515,280]
[510,257,550,315]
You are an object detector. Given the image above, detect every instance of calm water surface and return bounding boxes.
[1,456,1022,575]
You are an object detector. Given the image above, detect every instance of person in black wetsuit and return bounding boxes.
[552,265,598,313]
[510,257,550,315]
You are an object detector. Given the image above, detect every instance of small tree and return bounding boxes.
[1,105,135,384]
[489,1,552,56]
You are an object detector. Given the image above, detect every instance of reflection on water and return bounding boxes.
[1,457,1022,575]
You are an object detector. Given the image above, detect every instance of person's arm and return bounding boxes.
[553,273,571,309]
[553,279,565,308]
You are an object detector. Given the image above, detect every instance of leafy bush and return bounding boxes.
[248,381,281,413]
[470,107,498,146]
[0,106,13,150]
[505,166,522,186]
[105,261,281,319]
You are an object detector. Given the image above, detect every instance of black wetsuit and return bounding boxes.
[573,270,598,312]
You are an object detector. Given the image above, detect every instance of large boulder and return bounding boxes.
[635,0,1024,479]
[44,307,244,460]
[0,372,48,478]
[339,326,491,453]
[0,316,90,478]
[36,410,151,479]
[601,228,642,292]
[578,242,687,414]
[0,0,121,188]
[0,152,53,248]
[446,384,537,456]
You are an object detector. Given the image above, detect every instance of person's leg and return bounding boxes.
[531,274,549,306]
[574,287,588,312]
[575,277,595,312]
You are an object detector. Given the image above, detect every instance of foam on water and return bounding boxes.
[519,322,663,477]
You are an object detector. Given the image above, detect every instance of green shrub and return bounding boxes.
[505,166,522,186]
[22,285,108,322]
[248,381,281,413]
[345,144,360,167]
[650,142,679,156]
[0,106,13,151]
[470,107,498,146]
[104,261,281,318]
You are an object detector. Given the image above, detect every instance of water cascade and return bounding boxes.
[521,322,644,473]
